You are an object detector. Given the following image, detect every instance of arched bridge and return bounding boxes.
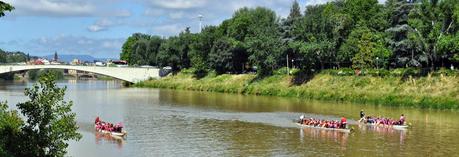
[0,65,160,83]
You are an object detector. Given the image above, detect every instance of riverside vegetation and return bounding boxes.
[123,0,459,110]
[136,68,459,110]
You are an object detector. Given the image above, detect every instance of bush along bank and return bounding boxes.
[135,68,459,110]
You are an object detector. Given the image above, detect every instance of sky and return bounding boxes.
[0,0,385,58]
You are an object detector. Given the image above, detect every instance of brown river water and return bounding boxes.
[0,80,458,157]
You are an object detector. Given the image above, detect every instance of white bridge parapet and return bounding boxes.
[0,65,160,83]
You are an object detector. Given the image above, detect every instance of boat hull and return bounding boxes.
[360,122,409,129]
[296,123,352,133]
[95,125,127,138]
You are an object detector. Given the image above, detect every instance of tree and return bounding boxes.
[120,33,150,64]
[385,0,419,67]
[408,0,459,69]
[208,37,238,74]
[223,7,279,73]
[344,0,387,31]
[15,73,81,157]
[190,26,221,76]
[131,39,149,65]
[289,0,301,19]
[0,73,81,157]
[177,27,194,69]
[146,36,163,66]
[0,102,23,157]
[281,0,304,67]
[281,0,302,42]
[0,1,14,17]
[351,29,391,69]
[157,37,182,71]
[246,34,285,75]
[339,26,371,67]
[437,33,459,64]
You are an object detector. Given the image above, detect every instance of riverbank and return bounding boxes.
[135,69,459,110]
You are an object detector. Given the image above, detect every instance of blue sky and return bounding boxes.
[0,0,384,58]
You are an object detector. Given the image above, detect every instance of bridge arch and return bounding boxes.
[0,65,160,83]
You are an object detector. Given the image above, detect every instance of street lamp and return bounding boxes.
[291,59,294,69]
[197,14,204,32]
[376,57,379,70]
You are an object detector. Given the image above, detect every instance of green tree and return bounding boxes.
[129,36,163,66]
[339,26,371,67]
[0,73,81,157]
[281,0,302,42]
[352,29,392,69]
[146,36,163,66]
[120,33,150,64]
[0,1,14,17]
[408,0,459,69]
[344,0,387,31]
[177,27,194,69]
[190,26,221,76]
[208,37,238,74]
[131,39,149,65]
[157,36,182,71]
[0,102,23,157]
[246,34,285,75]
[15,73,81,157]
[385,0,420,67]
[437,34,459,64]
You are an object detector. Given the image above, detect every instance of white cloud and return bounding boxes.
[145,0,209,9]
[4,0,96,17]
[87,25,107,32]
[111,9,132,17]
[3,0,132,17]
[152,24,184,35]
[87,18,115,32]
[144,8,165,16]
[0,35,125,58]
[169,11,185,19]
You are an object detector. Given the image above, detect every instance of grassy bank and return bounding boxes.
[135,69,459,110]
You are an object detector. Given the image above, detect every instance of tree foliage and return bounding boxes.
[0,73,81,157]
[122,0,459,77]
[0,1,14,17]
[120,33,150,64]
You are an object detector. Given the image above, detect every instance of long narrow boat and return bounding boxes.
[95,125,128,138]
[295,123,352,133]
[359,122,409,129]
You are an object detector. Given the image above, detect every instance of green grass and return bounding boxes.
[135,70,459,110]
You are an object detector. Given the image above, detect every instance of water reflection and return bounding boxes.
[358,124,407,144]
[299,127,349,149]
[95,132,124,149]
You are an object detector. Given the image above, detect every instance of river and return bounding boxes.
[0,80,458,157]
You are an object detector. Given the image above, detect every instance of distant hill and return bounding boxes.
[43,54,114,63]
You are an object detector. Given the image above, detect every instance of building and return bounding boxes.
[71,59,81,65]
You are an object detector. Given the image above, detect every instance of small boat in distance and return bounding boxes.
[94,117,127,138]
[295,115,352,133]
[358,114,410,130]
[359,122,410,130]
[296,123,352,133]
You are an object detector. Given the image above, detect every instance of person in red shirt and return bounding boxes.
[95,116,100,124]
[341,117,347,129]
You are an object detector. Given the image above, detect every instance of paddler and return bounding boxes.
[95,116,100,124]
[399,114,405,125]
[359,110,365,123]
[299,115,305,124]
[340,116,347,129]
